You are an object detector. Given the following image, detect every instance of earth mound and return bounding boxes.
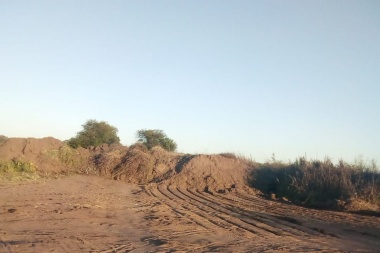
[0,137,63,160]
[0,137,89,173]
[92,145,181,184]
[165,154,252,193]
[0,137,254,193]
[91,145,253,192]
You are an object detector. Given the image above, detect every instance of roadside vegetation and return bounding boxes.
[249,157,380,211]
[0,159,39,181]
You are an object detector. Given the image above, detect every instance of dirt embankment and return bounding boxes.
[2,138,380,252]
[165,154,252,193]
[0,137,89,173]
[89,144,252,193]
[2,137,378,214]
[0,138,253,194]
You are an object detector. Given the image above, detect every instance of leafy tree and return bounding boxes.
[67,119,120,148]
[136,129,177,152]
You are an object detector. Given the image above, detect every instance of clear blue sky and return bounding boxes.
[1,1,379,162]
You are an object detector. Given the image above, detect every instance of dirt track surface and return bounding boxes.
[1,175,380,252]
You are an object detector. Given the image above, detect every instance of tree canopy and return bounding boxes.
[67,119,120,148]
[136,129,177,152]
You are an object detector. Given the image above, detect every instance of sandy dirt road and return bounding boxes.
[1,175,380,252]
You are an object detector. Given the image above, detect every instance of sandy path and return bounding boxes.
[0,176,153,252]
[1,175,379,252]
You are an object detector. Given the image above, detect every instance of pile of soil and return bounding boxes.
[90,143,129,176]
[0,137,89,173]
[92,145,181,184]
[166,154,252,193]
[91,145,252,193]
[0,137,254,193]
[0,137,63,160]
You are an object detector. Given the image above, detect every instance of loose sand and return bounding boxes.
[1,175,380,252]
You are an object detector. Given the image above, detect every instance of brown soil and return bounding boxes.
[0,137,63,161]
[0,137,89,173]
[2,175,380,252]
[1,138,380,252]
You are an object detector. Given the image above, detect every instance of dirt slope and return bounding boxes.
[0,138,252,192]
[0,137,89,173]
[166,154,252,193]
[93,146,252,193]
[0,137,63,160]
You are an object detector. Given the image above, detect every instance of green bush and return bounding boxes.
[136,129,177,152]
[67,119,120,148]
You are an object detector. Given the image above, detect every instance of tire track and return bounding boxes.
[99,243,134,253]
[235,192,377,226]
[193,190,323,237]
[146,184,221,230]
[156,184,242,233]
[174,186,293,236]
[0,239,12,253]
[166,184,280,237]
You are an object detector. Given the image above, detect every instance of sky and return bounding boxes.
[1,1,379,163]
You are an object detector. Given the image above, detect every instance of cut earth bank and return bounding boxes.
[0,137,379,252]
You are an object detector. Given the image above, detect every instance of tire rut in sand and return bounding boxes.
[166,185,279,237]
[0,240,12,253]
[235,192,379,228]
[146,184,217,230]
[192,189,323,237]
[144,183,345,252]
[174,186,291,237]
[99,243,134,253]
[157,184,238,232]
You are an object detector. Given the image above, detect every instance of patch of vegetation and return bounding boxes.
[250,157,380,210]
[0,159,39,181]
[67,119,120,148]
[42,145,87,169]
[136,129,177,152]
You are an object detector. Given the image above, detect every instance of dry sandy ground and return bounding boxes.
[1,175,380,253]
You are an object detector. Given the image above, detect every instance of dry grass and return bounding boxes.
[0,159,40,181]
[250,157,380,211]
